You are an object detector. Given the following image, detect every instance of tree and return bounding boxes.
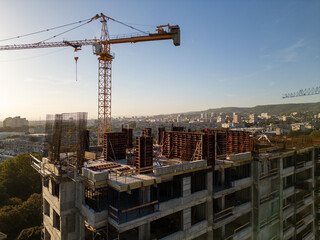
[0,193,42,240]
[0,153,41,201]
[309,130,320,138]
[17,226,42,240]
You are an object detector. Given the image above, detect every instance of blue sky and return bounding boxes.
[0,0,319,120]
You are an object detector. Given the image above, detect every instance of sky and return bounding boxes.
[0,0,319,120]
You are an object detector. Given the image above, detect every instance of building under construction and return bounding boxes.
[32,114,320,240]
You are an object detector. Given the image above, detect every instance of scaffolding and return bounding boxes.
[45,112,88,166]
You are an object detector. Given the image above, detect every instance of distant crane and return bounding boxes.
[0,13,180,145]
[282,86,320,99]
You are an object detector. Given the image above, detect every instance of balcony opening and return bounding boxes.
[283,175,294,190]
[157,175,181,202]
[283,156,294,169]
[108,186,158,224]
[51,179,59,199]
[151,211,182,239]
[53,209,60,231]
[232,163,250,181]
[225,187,251,208]
[85,187,108,212]
[225,213,251,239]
[191,170,206,193]
[43,177,49,188]
[44,199,50,217]
[191,202,206,225]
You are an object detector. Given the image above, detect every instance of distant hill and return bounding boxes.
[154,102,320,117]
[207,102,320,115]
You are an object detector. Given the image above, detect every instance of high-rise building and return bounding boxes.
[249,113,257,124]
[232,112,241,123]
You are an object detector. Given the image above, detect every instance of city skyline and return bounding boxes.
[0,1,319,120]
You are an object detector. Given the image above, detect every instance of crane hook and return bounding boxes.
[74,56,79,81]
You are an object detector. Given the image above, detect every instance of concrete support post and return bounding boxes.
[207,230,213,240]
[139,223,151,240]
[183,176,191,197]
[279,157,284,240]
[207,171,213,195]
[139,186,151,240]
[61,215,67,239]
[207,171,213,224]
[182,208,191,231]
[143,186,151,203]
[221,170,225,186]
[207,171,214,240]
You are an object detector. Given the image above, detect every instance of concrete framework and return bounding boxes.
[36,145,320,240]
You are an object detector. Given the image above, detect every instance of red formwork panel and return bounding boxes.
[121,126,133,148]
[162,131,203,161]
[135,136,153,168]
[171,124,185,132]
[201,129,252,156]
[157,127,165,145]
[103,132,126,161]
[142,128,152,137]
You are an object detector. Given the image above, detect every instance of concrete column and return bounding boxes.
[182,207,191,231]
[207,171,213,195]
[139,186,151,240]
[139,222,151,240]
[207,171,213,227]
[183,176,191,197]
[61,215,67,240]
[207,229,213,240]
[78,216,86,240]
[221,170,225,186]
[221,225,225,239]
[143,186,150,203]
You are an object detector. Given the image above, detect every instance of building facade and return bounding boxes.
[36,143,320,240]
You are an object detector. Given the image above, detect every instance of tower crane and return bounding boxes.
[282,86,320,99]
[0,13,180,145]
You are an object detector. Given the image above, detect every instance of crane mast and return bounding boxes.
[97,15,113,145]
[0,14,180,146]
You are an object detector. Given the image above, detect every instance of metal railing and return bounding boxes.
[107,165,156,184]
[283,223,293,233]
[296,211,312,229]
[108,200,159,224]
[223,222,250,240]
[260,190,279,204]
[295,161,305,168]
[260,213,278,229]
[302,230,312,239]
[259,168,278,180]
[213,206,234,222]
[283,203,292,211]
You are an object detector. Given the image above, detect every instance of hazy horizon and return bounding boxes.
[1,1,319,121]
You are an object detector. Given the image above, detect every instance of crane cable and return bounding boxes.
[0,14,150,44]
[37,20,93,43]
[107,17,149,35]
[0,17,93,43]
